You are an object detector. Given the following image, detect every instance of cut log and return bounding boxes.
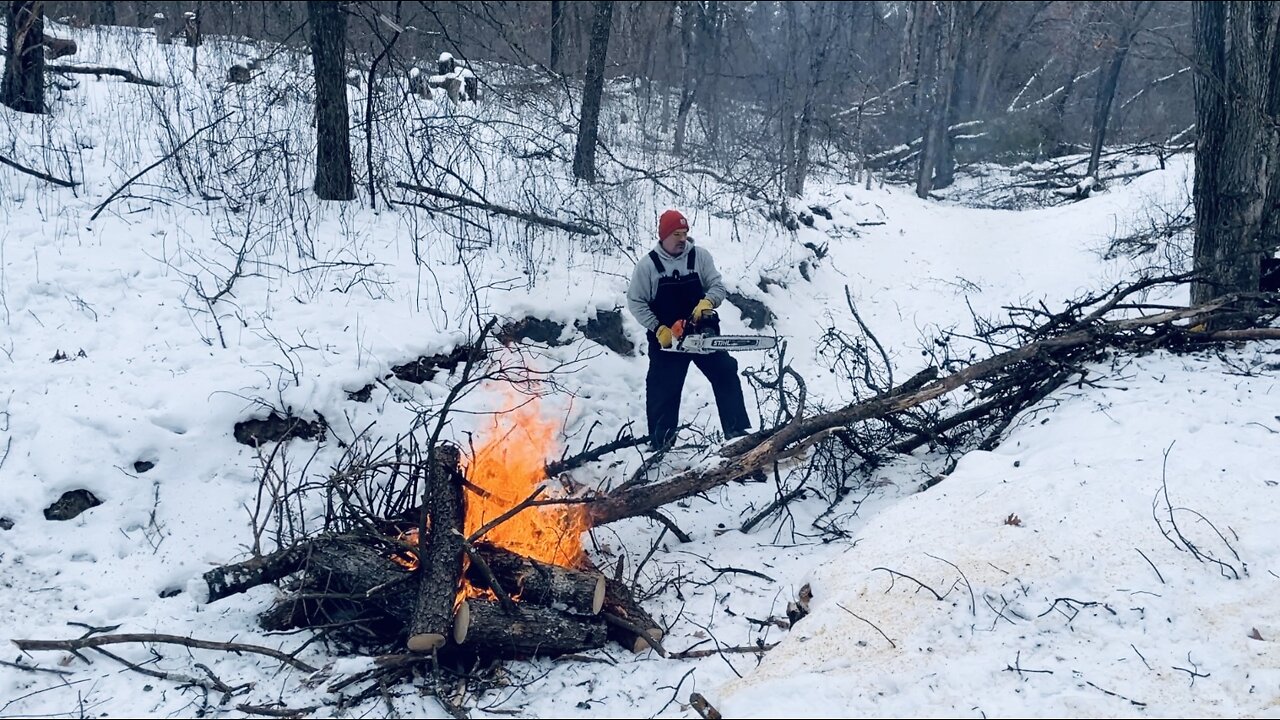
[202,541,313,603]
[575,556,664,654]
[452,599,607,657]
[601,576,665,654]
[306,539,415,624]
[254,537,411,633]
[469,542,604,616]
[407,445,466,652]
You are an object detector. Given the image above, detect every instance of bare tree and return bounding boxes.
[1086,1,1154,182]
[1191,1,1280,305]
[2,0,45,114]
[90,0,116,25]
[1261,19,1280,256]
[672,1,695,154]
[550,0,563,72]
[572,0,614,182]
[913,1,962,199]
[783,2,839,197]
[308,0,355,201]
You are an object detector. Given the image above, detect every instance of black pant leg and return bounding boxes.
[646,345,693,448]
[692,351,751,434]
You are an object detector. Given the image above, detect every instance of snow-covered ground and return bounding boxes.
[1,22,1277,719]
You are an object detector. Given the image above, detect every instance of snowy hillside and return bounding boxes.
[1,21,1277,720]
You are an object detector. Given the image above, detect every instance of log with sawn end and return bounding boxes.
[469,542,605,616]
[407,445,467,652]
[576,556,664,654]
[452,599,608,657]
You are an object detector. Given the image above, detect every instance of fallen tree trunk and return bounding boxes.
[586,294,1279,527]
[304,538,415,628]
[47,63,163,86]
[452,599,608,657]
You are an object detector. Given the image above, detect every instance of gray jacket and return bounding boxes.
[626,241,727,332]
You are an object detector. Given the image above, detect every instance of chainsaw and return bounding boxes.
[665,310,778,354]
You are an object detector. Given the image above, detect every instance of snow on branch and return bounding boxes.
[1119,66,1191,112]
[1009,66,1102,114]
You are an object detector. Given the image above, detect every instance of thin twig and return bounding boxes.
[925,553,975,616]
[0,658,74,676]
[455,531,521,616]
[1135,548,1165,584]
[669,643,777,659]
[466,484,546,544]
[871,566,946,601]
[91,113,233,222]
[12,633,317,673]
[1084,680,1146,707]
[835,603,896,648]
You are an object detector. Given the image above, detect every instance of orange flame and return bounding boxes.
[464,397,586,567]
[390,396,587,583]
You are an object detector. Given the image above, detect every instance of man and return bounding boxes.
[627,209,751,450]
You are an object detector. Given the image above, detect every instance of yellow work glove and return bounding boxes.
[656,325,674,348]
[692,298,715,321]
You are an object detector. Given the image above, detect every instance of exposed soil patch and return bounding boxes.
[44,489,102,521]
[233,412,326,447]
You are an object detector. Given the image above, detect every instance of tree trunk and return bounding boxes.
[1085,44,1130,181]
[252,538,414,635]
[586,299,1263,528]
[572,0,613,182]
[698,1,723,155]
[1260,15,1280,256]
[202,542,312,603]
[550,0,563,72]
[2,0,45,114]
[672,9,695,155]
[1048,45,1084,155]
[933,13,971,192]
[1191,1,1274,305]
[916,3,960,199]
[308,0,355,201]
[1087,3,1153,181]
[90,0,116,25]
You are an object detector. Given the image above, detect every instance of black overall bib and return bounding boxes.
[645,248,750,448]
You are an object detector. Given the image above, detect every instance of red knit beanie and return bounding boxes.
[658,209,689,241]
